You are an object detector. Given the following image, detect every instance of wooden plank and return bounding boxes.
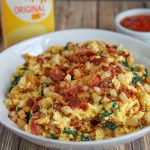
[54,0,97,30]
[98,1,144,30]
[0,124,20,150]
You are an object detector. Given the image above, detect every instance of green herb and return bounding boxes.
[80,135,91,141]
[132,75,140,84]
[131,66,139,72]
[103,121,117,131]
[39,89,44,96]
[99,51,105,57]
[100,110,112,118]
[143,68,148,78]
[122,61,130,68]
[41,82,49,87]
[16,106,22,112]
[9,76,21,92]
[64,42,72,50]
[26,110,32,123]
[112,100,119,110]
[63,128,78,136]
[50,134,58,139]
[99,101,102,105]
[20,66,29,71]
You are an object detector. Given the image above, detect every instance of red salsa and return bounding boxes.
[120,15,150,32]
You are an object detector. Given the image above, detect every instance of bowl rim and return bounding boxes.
[115,8,150,35]
[0,28,150,146]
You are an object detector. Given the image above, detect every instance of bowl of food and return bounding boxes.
[0,29,150,150]
[114,9,150,43]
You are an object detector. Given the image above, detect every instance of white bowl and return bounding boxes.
[0,29,150,150]
[115,9,150,43]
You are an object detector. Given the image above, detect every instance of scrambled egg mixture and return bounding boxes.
[5,41,150,141]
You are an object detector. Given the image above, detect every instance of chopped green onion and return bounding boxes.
[132,75,140,84]
[16,106,22,112]
[80,134,91,141]
[143,68,148,78]
[63,128,78,136]
[9,76,21,92]
[41,82,49,87]
[122,61,130,68]
[20,66,29,71]
[26,110,32,123]
[50,133,58,139]
[112,100,119,110]
[131,66,139,72]
[39,89,44,96]
[103,121,117,131]
[100,110,112,118]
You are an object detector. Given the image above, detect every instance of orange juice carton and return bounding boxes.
[1,0,55,48]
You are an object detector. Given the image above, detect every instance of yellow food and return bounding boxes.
[5,41,150,141]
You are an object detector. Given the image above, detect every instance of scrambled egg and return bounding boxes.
[5,41,150,141]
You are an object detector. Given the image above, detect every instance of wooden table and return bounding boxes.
[0,0,150,150]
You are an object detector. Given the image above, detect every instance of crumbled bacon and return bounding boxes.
[71,118,83,127]
[26,99,34,107]
[119,87,135,98]
[102,65,110,72]
[68,47,96,64]
[32,101,40,112]
[88,74,100,87]
[30,123,43,135]
[108,48,118,56]
[44,66,65,81]
[36,56,44,64]
[9,106,16,112]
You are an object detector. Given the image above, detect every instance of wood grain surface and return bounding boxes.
[0,0,150,150]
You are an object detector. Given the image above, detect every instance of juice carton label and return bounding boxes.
[2,0,55,48]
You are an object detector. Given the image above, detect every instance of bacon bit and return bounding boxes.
[68,98,88,111]
[23,62,28,67]
[63,85,83,100]
[57,98,68,106]
[36,56,44,64]
[68,48,96,64]
[67,64,83,75]
[26,99,34,107]
[111,66,122,76]
[119,51,130,59]
[54,127,61,134]
[23,106,31,112]
[44,66,65,81]
[30,123,43,135]
[88,74,100,87]
[78,47,96,56]
[35,96,43,102]
[102,65,110,72]
[119,87,135,98]
[9,106,16,112]
[71,118,82,127]
[108,49,118,56]
[32,101,40,112]
[139,106,146,112]
[140,117,147,125]
[99,77,113,89]
[80,102,89,111]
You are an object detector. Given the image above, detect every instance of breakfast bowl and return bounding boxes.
[0,29,150,150]
[114,9,150,43]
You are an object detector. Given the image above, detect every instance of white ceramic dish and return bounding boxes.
[0,29,150,150]
[114,8,150,43]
